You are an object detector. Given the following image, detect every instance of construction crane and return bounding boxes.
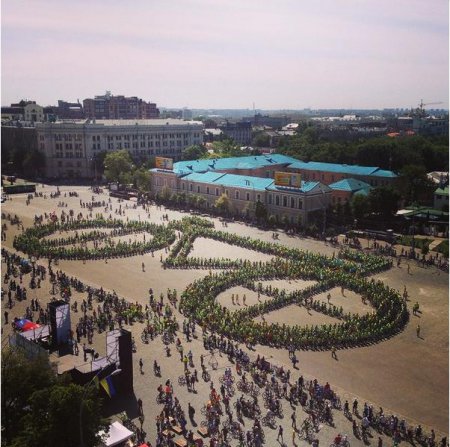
[418,99,443,114]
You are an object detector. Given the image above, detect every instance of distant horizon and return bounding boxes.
[2,1,448,109]
[2,97,448,113]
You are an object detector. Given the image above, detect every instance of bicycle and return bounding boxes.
[261,413,276,428]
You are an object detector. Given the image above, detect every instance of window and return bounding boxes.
[206,187,210,195]
[275,195,280,206]
[266,171,270,178]
[283,196,287,207]
[182,183,185,190]
[298,200,303,209]
[291,197,295,208]
[225,190,229,196]
[215,188,219,196]
[257,194,261,202]
[235,191,239,200]
[190,184,193,191]
[246,193,250,201]
[268,194,272,204]
[197,186,200,193]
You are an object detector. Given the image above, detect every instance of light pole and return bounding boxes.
[320,189,327,238]
[79,367,121,447]
[90,156,98,183]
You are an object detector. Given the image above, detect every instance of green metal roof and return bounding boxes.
[287,160,397,178]
[328,178,373,192]
[174,154,299,175]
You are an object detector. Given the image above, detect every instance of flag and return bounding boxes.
[100,375,116,398]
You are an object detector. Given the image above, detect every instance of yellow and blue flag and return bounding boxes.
[100,375,116,398]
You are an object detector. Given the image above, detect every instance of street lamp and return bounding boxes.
[90,156,98,183]
[79,367,121,447]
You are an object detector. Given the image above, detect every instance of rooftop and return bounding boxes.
[328,178,373,193]
[37,118,203,127]
[174,154,298,175]
[180,171,325,194]
[288,160,397,178]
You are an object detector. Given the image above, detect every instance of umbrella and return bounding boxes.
[22,322,40,332]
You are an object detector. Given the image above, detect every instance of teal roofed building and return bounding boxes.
[287,160,397,188]
[328,178,373,205]
[174,154,299,176]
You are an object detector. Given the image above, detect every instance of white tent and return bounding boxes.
[98,421,134,446]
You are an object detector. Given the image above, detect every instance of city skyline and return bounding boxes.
[2,0,449,110]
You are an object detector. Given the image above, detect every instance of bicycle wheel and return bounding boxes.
[178,376,186,386]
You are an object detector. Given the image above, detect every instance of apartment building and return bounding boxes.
[36,119,203,179]
[83,93,159,120]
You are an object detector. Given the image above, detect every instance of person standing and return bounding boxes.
[139,358,144,374]
[277,425,283,442]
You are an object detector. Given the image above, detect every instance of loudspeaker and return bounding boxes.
[48,300,71,346]
[117,329,133,394]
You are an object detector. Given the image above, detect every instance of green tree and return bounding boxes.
[252,132,270,147]
[182,145,208,161]
[268,215,277,227]
[103,150,134,183]
[368,186,400,216]
[159,185,172,202]
[12,383,108,447]
[215,193,231,215]
[133,167,152,192]
[2,348,56,443]
[22,149,46,178]
[255,200,268,223]
[397,164,436,205]
[351,194,370,220]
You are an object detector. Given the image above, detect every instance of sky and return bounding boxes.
[1,0,449,110]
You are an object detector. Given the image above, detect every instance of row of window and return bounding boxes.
[56,160,82,167]
[178,181,301,208]
[53,134,83,141]
[55,143,83,150]
[103,140,189,150]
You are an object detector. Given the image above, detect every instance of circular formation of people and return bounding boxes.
[14,215,408,351]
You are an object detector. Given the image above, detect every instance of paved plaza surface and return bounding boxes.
[1,183,448,445]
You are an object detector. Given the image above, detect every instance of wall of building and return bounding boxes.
[151,169,331,226]
[37,120,203,179]
[24,104,44,122]
[289,167,395,188]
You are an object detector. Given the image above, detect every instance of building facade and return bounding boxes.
[83,93,159,120]
[218,121,252,145]
[287,161,397,188]
[36,119,204,179]
[56,100,84,119]
[24,103,44,122]
[150,168,331,226]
